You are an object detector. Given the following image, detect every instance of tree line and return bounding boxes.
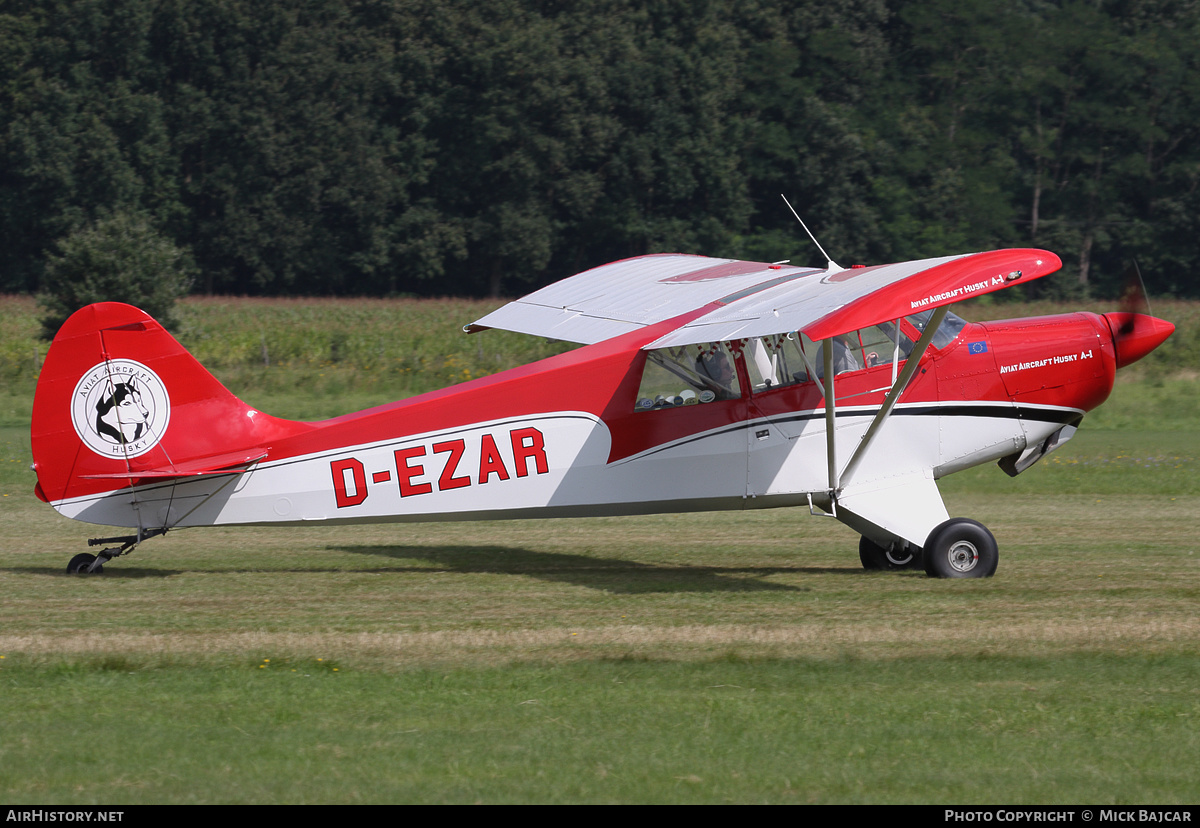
[2,0,1198,300]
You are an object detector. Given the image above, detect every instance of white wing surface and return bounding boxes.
[467,254,813,344]
[468,249,1062,346]
[647,255,963,349]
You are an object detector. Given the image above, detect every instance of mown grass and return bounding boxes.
[1,655,1196,804]
[0,294,1197,803]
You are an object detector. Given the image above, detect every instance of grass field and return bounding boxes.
[0,295,1197,803]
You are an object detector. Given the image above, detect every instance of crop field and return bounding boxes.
[0,295,1197,804]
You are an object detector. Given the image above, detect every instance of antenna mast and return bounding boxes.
[781,194,840,272]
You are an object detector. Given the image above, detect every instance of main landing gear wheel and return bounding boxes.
[859,536,922,571]
[67,553,104,575]
[922,518,998,579]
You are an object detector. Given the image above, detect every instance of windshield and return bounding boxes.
[906,309,968,349]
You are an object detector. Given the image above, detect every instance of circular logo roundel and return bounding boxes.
[70,360,171,459]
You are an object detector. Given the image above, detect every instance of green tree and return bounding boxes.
[5,0,1200,300]
[736,0,891,266]
[0,0,182,293]
[870,0,1022,264]
[548,0,755,281]
[889,0,1200,298]
[153,0,437,295]
[38,212,194,339]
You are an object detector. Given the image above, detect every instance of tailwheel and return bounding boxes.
[66,528,169,574]
[67,553,104,575]
[859,535,922,571]
[922,518,998,579]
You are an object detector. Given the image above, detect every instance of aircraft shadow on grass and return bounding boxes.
[11,564,181,579]
[334,543,854,594]
[15,545,849,589]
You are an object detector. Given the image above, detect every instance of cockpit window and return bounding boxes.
[636,342,740,411]
[811,324,915,379]
[906,309,968,349]
[633,315,952,409]
[745,334,809,391]
[744,324,916,390]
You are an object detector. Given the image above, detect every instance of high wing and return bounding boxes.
[468,249,1062,345]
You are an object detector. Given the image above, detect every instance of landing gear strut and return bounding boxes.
[65,528,168,574]
[858,535,922,571]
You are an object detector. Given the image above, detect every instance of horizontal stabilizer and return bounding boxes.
[80,449,268,480]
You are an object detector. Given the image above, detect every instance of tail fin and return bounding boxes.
[32,302,312,513]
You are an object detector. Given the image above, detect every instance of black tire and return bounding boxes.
[67,553,103,575]
[922,518,998,579]
[859,535,921,571]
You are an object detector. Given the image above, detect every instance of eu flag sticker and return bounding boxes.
[968,341,989,354]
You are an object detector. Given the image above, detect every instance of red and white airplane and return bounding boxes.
[31,247,1173,577]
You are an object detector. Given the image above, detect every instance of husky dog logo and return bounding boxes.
[71,359,170,459]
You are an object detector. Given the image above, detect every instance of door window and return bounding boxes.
[635,342,741,411]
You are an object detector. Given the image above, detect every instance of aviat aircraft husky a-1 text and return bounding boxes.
[31,245,1174,577]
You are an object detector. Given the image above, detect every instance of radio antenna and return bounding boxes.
[781,194,840,272]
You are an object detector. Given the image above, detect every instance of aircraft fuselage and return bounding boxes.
[50,310,1136,543]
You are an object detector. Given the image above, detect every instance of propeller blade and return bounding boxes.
[1116,261,1150,337]
[1104,259,1173,368]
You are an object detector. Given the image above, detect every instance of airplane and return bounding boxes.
[30,246,1174,578]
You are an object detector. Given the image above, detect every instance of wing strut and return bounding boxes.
[823,340,838,492]
[836,306,948,492]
